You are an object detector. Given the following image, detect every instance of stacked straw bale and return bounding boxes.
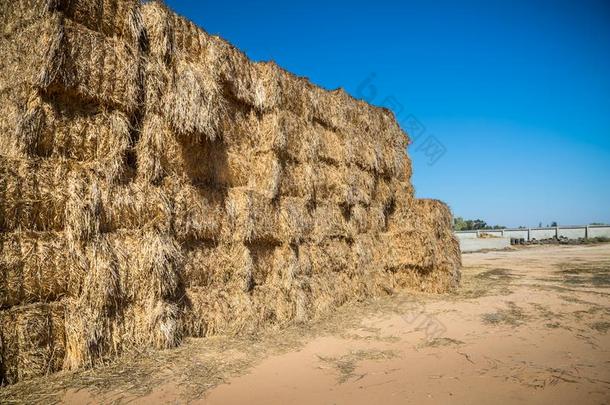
[0,0,187,384]
[0,0,460,385]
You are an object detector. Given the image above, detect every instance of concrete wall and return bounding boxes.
[459,237,511,253]
[455,225,610,242]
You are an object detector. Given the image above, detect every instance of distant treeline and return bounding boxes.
[453,217,505,231]
[454,218,608,231]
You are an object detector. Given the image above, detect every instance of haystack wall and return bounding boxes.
[0,0,460,385]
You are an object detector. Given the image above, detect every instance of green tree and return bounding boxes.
[454,217,504,231]
[453,217,467,231]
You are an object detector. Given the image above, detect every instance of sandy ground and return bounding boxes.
[2,244,609,404]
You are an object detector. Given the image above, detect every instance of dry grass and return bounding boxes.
[316,349,400,384]
[482,302,529,326]
[555,261,610,288]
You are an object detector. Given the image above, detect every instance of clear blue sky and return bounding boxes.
[166,0,610,227]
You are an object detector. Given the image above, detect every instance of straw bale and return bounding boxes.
[311,201,351,242]
[63,232,185,364]
[250,283,296,326]
[63,171,103,247]
[251,257,312,326]
[114,231,184,302]
[222,108,285,154]
[251,62,282,112]
[49,17,140,113]
[311,87,352,131]
[248,243,275,287]
[349,234,393,297]
[279,162,315,201]
[137,114,227,184]
[385,122,410,177]
[123,299,183,350]
[381,199,461,293]
[1,0,143,44]
[218,150,281,199]
[210,40,279,112]
[63,300,111,369]
[347,165,376,206]
[141,300,182,349]
[382,230,458,293]
[0,231,86,309]
[219,49,283,111]
[317,126,345,165]
[0,156,106,239]
[277,72,315,120]
[0,0,461,384]
[0,15,60,90]
[247,243,312,326]
[34,97,130,170]
[0,15,139,112]
[386,180,416,231]
[170,8,208,62]
[0,85,40,158]
[308,239,351,274]
[183,288,254,337]
[339,101,410,176]
[141,1,174,62]
[313,163,348,205]
[223,188,279,243]
[100,181,173,233]
[379,140,408,178]
[307,272,352,318]
[169,180,224,242]
[0,91,130,174]
[348,204,372,235]
[350,234,378,274]
[64,231,185,367]
[61,0,143,43]
[394,178,415,202]
[248,243,308,290]
[0,302,66,385]
[373,176,394,207]
[135,113,170,183]
[345,132,381,173]
[396,154,412,182]
[314,163,374,206]
[0,15,140,112]
[183,242,253,292]
[162,60,223,140]
[368,202,388,234]
[281,111,318,162]
[295,243,313,277]
[142,1,214,62]
[393,176,415,200]
[61,237,122,370]
[99,179,224,241]
[278,197,313,244]
[142,58,172,116]
[218,43,252,99]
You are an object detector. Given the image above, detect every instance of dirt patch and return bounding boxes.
[452,267,518,299]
